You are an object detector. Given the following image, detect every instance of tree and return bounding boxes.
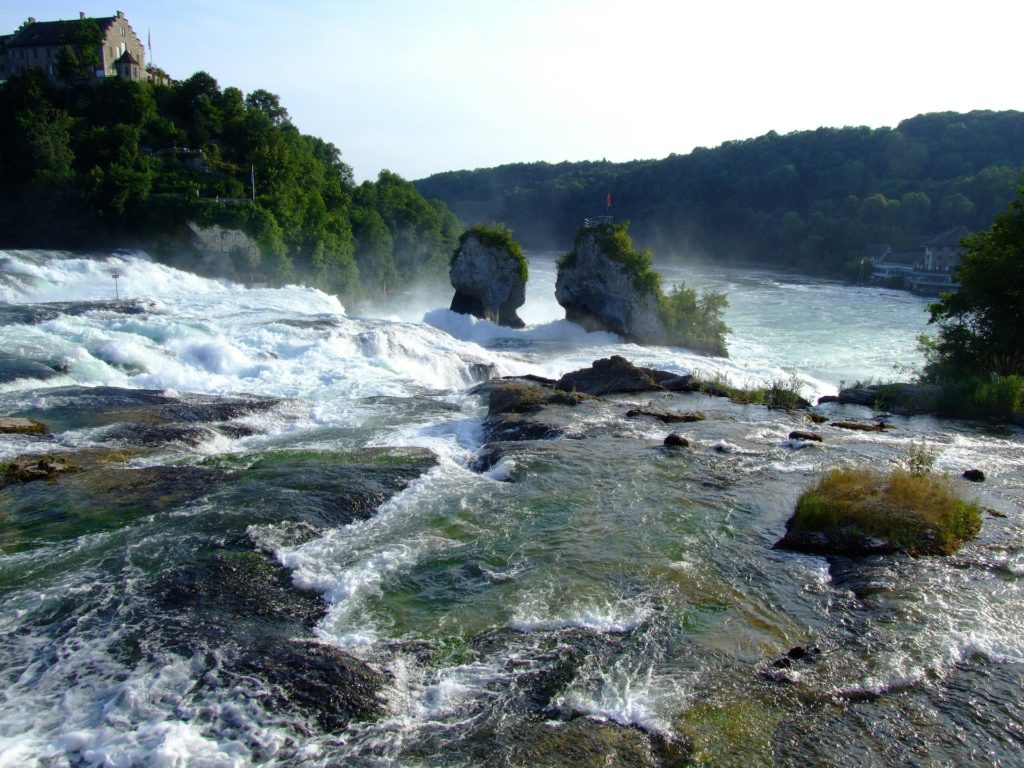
[55,19,103,84]
[924,182,1024,379]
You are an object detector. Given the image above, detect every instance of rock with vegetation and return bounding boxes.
[449,224,528,327]
[0,417,47,434]
[555,222,729,355]
[776,466,982,556]
[2,455,81,484]
[553,355,684,396]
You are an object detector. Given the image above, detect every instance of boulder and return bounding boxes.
[449,227,527,328]
[663,433,690,448]
[555,226,666,343]
[626,407,706,424]
[554,356,668,397]
[788,430,823,442]
[0,417,47,434]
[962,469,985,482]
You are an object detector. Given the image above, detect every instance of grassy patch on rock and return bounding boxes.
[780,467,982,556]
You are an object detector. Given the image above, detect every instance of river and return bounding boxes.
[1,249,1021,766]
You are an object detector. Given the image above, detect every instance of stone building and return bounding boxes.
[0,11,147,82]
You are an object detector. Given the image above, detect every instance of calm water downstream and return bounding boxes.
[1,250,1022,766]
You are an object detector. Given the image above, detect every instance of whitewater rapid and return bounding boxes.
[2,249,1022,768]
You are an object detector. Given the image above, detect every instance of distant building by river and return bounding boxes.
[868,225,970,295]
[0,10,169,85]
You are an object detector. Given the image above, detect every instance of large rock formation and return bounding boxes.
[555,225,667,344]
[449,226,527,328]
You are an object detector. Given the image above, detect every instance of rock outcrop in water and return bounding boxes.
[449,225,528,328]
[555,225,666,343]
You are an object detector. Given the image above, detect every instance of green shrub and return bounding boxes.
[659,284,730,357]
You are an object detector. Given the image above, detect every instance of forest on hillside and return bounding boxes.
[415,111,1024,278]
[0,66,460,303]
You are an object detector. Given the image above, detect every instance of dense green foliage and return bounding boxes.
[564,222,729,354]
[0,69,461,302]
[455,223,527,282]
[920,183,1024,418]
[416,111,1024,277]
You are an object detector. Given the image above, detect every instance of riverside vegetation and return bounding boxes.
[0,67,461,304]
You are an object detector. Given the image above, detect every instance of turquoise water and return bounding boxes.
[1,250,1021,766]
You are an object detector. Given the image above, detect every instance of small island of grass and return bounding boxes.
[777,466,982,556]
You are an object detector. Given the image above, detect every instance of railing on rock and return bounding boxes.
[583,215,613,228]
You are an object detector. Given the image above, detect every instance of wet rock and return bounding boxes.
[554,356,668,397]
[806,412,829,424]
[218,446,439,531]
[100,421,219,447]
[2,454,81,485]
[626,407,705,424]
[243,640,388,731]
[505,718,688,768]
[450,228,528,328]
[0,417,47,434]
[0,354,63,385]
[962,469,986,482]
[157,395,285,424]
[831,420,893,432]
[485,380,595,416]
[788,430,823,442]
[0,299,149,327]
[663,433,690,448]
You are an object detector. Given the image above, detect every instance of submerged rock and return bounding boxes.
[0,416,47,434]
[788,430,823,442]
[626,407,705,424]
[831,420,893,432]
[449,225,528,328]
[2,454,81,484]
[0,353,64,385]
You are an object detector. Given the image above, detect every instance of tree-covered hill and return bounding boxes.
[415,111,1024,278]
[0,67,461,303]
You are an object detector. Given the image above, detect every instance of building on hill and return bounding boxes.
[0,10,155,83]
[869,226,970,295]
[922,226,970,272]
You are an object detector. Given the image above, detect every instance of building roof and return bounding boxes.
[7,17,118,48]
[923,225,970,248]
[883,250,922,267]
[116,49,139,65]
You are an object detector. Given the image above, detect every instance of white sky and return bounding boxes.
[4,1,1021,182]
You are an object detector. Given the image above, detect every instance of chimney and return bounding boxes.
[117,10,125,18]
[27,17,36,24]
[80,11,86,19]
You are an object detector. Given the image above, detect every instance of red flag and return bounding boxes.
[606,191,612,209]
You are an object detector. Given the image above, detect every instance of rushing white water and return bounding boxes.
[1,249,1021,767]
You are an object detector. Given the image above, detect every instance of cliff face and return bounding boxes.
[186,222,262,280]
[555,228,666,344]
[449,231,527,328]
